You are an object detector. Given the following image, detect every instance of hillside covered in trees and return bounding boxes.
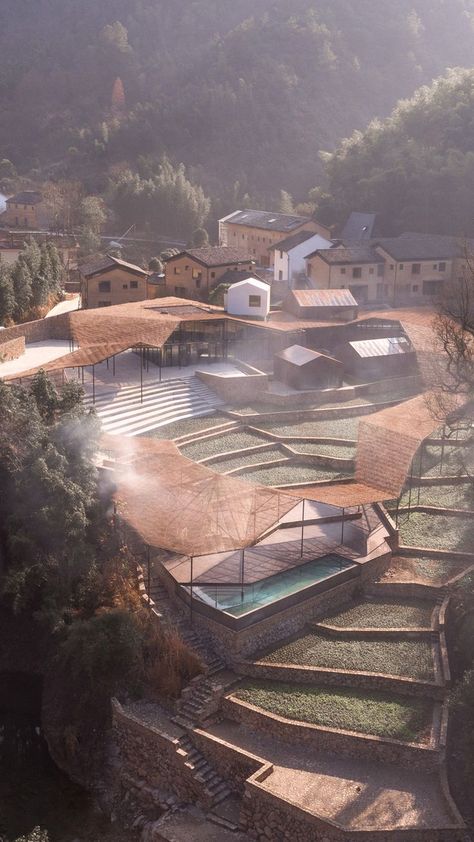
[317,68,474,236]
[2,0,474,207]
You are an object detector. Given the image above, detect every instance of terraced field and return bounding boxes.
[255,416,363,439]
[262,632,435,680]
[142,411,228,440]
[288,442,356,458]
[209,447,286,474]
[381,555,472,586]
[398,512,474,552]
[398,483,474,511]
[234,681,434,743]
[180,430,265,460]
[322,598,434,629]
[237,463,350,486]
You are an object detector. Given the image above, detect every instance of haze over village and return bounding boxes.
[2,3,474,842]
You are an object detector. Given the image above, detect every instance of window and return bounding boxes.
[98,301,112,307]
[423,280,443,296]
[352,267,362,279]
[196,278,201,289]
[130,281,138,289]
[280,250,284,259]
[439,262,446,272]
[122,283,128,289]
[174,267,181,275]
[412,285,419,293]
[210,271,215,279]
[433,264,438,270]
[185,265,189,271]
[192,268,200,279]
[278,270,283,280]
[399,264,404,270]
[377,263,385,277]
[411,263,421,275]
[340,267,346,275]
[98,280,111,292]
[369,267,374,274]
[249,295,261,307]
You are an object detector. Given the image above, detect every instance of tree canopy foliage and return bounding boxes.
[317,68,474,236]
[2,1,474,203]
[0,241,64,325]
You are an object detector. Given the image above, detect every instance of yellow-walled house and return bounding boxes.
[219,209,330,267]
[305,246,387,304]
[80,255,151,309]
[2,191,45,229]
[164,246,255,298]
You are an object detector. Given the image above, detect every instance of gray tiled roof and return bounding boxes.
[167,246,254,267]
[341,212,376,241]
[307,246,384,265]
[223,209,314,232]
[374,234,473,261]
[6,191,43,205]
[269,230,318,252]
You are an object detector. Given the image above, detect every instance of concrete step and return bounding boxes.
[100,401,218,435]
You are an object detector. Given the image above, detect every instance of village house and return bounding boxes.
[2,191,45,229]
[283,288,359,321]
[219,209,330,267]
[305,246,387,304]
[225,277,270,319]
[79,255,152,309]
[373,235,460,304]
[269,230,332,286]
[163,246,255,298]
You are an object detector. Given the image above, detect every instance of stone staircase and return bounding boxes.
[176,732,232,809]
[83,376,224,436]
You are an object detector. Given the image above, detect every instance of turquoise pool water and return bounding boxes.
[193,554,355,617]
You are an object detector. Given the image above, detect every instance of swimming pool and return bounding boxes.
[192,554,356,617]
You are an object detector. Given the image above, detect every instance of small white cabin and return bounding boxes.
[225,277,270,319]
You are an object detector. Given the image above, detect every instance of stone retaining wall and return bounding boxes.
[111,700,212,809]
[191,727,263,794]
[0,335,25,361]
[222,696,440,772]
[241,772,465,842]
[0,312,71,345]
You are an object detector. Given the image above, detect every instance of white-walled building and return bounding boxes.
[225,277,270,319]
[270,231,332,286]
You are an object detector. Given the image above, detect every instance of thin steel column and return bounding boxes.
[190,556,194,624]
[113,355,116,377]
[300,498,306,557]
[241,548,245,603]
[341,507,345,545]
[140,348,143,404]
[92,365,95,404]
[147,545,151,607]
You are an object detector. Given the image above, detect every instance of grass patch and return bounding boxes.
[262,632,434,680]
[237,463,350,486]
[234,681,433,743]
[383,555,469,585]
[323,598,434,629]
[288,441,356,458]
[257,416,362,439]
[398,512,474,552]
[140,412,228,439]
[179,430,265,460]
[399,483,474,511]
[210,447,287,473]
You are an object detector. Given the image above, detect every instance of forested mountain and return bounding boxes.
[317,68,474,236]
[2,0,474,206]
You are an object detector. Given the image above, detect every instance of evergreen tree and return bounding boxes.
[0,262,14,325]
[12,261,32,321]
[21,239,42,277]
[191,228,209,248]
[46,242,64,291]
[279,190,295,215]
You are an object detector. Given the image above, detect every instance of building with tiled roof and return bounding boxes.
[269,230,332,286]
[274,343,343,390]
[163,247,255,298]
[219,208,330,268]
[3,191,44,229]
[305,246,387,305]
[284,288,358,321]
[79,254,152,309]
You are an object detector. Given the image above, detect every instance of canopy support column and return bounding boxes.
[92,364,95,404]
[300,498,306,557]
